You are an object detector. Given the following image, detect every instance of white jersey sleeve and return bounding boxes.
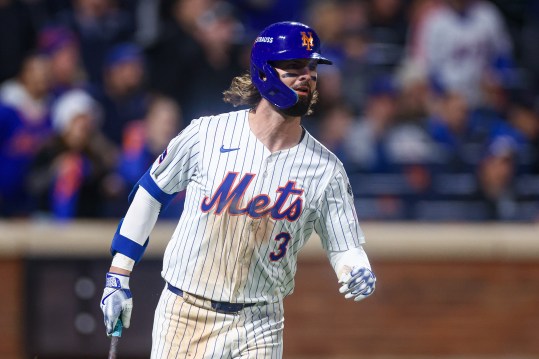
[314,162,365,251]
[110,118,201,263]
[327,246,371,280]
[147,118,201,195]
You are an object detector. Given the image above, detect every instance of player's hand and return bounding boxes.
[100,272,133,336]
[339,266,376,302]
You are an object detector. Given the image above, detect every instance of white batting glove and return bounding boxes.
[339,266,376,302]
[100,272,133,336]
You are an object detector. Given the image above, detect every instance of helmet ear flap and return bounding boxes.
[261,62,298,109]
[256,69,266,82]
[250,60,298,109]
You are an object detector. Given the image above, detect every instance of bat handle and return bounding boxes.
[109,337,119,359]
[108,319,123,359]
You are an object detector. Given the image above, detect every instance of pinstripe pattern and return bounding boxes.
[147,109,364,357]
[151,286,284,359]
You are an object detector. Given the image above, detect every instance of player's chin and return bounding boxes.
[298,92,313,108]
[281,96,311,117]
[297,93,311,103]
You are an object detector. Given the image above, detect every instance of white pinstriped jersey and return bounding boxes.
[149,109,364,303]
[420,2,512,107]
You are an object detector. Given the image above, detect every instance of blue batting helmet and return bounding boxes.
[250,21,332,109]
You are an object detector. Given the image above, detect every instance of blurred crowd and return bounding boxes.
[0,0,538,222]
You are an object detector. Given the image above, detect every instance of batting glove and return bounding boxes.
[339,266,376,302]
[100,272,133,336]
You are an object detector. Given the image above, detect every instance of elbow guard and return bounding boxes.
[110,219,149,264]
[128,169,177,208]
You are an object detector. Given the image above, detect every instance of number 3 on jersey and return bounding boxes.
[269,232,291,261]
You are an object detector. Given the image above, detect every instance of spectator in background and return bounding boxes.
[413,0,514,109]
[520,1,539,98]
[404,0,442,61]
[234,0,306,36]
[0,53,52,126]
[305,0,393,113]
[88,42,149,145]
[428,90,486,172]
[313,104,354,167]
[186,1,245,117]
[117,95,181,187]
[340,26,376,114]
[305,0,402,113]
[340,0,369,32]
[392,67,439,196]
[27,89,117,219]
[145,0,210,119]
[366,0,408,74]
[310,63,345,122]
[55,0,135,85]
[343,75,433,174]
[0,54,53,216]
[305,0,347,62]
[305,3,369,121]
[395,60,432,124]
[0,0,37,84]
[344,76,399,173]
[474,136,523,221]
[0,104,41,216]
[338,1,373,113]
[111,95,185,218]
[37,25,86,100]
[427,88,524,173]
[0,0,535,223]
[507,96,539,174]
[146,0,244,121]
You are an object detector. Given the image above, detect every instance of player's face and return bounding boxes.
[272,59,318,95]
[272,59,318,116]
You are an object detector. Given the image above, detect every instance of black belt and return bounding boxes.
[167,283,258,314]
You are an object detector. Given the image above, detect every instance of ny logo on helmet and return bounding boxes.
[301,32,314,51]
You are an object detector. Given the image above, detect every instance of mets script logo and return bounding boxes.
[201,172,304,221]
[301,32,314,51]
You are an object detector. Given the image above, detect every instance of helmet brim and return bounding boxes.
[313,55,332,65]
[267,53,333,65]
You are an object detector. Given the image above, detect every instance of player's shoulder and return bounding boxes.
[469,1,504,22]
[186,109,248,137]
[192,109,249,127]
[303,131,351,198]
[423,4,458,28]
[303,129,345,169]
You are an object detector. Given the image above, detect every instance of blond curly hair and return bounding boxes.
[223,72,319,115]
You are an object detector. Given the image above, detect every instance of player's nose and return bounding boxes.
[297,68,313,83]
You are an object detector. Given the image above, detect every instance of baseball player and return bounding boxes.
[100,21,376,358]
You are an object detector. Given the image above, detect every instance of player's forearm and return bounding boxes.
[109,253,136,274]
[109,265,132,276]
[121,186,161,243]
[327,245,371,279]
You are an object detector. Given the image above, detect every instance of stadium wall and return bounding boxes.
[0,221,538,359]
